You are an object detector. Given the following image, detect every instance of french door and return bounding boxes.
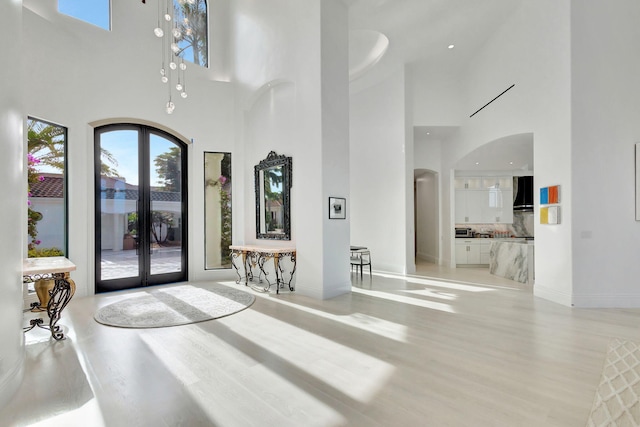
[95,124,188,293]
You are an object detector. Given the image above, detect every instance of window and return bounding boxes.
[27,118,68,257]
[204,152,231,269]
[58,0,110,31]
[174,0,208,67]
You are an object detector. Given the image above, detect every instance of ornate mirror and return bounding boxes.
[255,151,292,240]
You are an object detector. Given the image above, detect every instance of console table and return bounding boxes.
[229,245,296,294]
[23,257,76,340]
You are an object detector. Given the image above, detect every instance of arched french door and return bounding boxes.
[94,124,188,293]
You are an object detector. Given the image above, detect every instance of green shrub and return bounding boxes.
[28,247,64,258]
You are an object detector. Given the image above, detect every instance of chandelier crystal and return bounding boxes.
[153,0,190,114]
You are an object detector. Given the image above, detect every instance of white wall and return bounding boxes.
[231,0,351,298]
[22,0,237,295]
[414,135,442,173]
[570,0,640,307]
[350,68,408,273]
[411,62,465,127]
[415,171,439,263]
[0,0,25,410]
[411,1,573,303]
[452,1,572,305]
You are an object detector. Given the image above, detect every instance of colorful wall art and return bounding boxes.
[540,185,560,224]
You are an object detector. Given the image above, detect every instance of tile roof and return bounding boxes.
[30,174,63,198]
[31,174,181,202]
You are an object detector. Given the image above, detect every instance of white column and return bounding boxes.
[295,0,351,299]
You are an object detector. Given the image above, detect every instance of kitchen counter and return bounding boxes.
[489,240,534,284]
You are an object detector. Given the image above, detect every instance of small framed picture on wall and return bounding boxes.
[329,197,346,219]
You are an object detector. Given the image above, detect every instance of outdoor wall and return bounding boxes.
[350,68,408,274]
[22,0,237,296]
[29,198,64,250]
[570,0,640,307]
[0,0,25,410]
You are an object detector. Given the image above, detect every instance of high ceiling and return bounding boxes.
[348,0,523,90]
[348,0,531,171]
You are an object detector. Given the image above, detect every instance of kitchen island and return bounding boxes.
[489,239,534,284]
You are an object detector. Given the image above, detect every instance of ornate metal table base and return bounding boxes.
[229,246,296,294]
[23,272,76,340]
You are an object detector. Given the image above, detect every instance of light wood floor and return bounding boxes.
[3,263,640,426]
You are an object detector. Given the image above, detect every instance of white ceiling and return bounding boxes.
[453,133,533,172]
[348,0,523,91]
[348,0,530,171]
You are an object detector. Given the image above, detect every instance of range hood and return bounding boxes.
[513,176,534,212]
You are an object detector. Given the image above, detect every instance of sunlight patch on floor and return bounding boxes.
[26,399,105,427]
[400,288,458,300]
[141,303,396,407]
[373,271,499,292]
[223,283,408,343]
[230,310,396,403]
[140,326,349,426]
[352,286,456,313]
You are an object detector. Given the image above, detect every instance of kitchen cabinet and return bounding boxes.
[455,190,485,223]
[455,239,491,266]
[454,177,483,190]
[455,176,513,224]
[482,176,513,189]
[480,241,491,264]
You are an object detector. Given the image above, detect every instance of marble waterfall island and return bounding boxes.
[489,240,534,284]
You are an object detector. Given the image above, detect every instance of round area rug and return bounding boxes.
[94,283,255,328]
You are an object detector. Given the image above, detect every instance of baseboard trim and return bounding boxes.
[416,253,438,264]
[572,293,640,308]
[534,283,573,307]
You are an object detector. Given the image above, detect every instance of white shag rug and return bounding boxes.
[94,283,255,328]
[587,338,640,427]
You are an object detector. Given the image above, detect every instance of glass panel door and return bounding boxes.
[95,125,187,293]
[149,133,183,277]
[97,129,141,286]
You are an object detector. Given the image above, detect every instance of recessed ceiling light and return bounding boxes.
[426,132,430,135]
[509,161,513,165]
[448,44,455,49]
[475,162,479,165]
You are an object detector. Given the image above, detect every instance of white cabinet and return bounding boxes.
[480,241,491,264]
[482,176,513,189]
[455,240,491,265]
[454,177,483,190]
[455,190,484,223]
[454,176,513,224]
[486,188,513,223]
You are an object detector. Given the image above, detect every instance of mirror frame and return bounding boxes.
[255,151,292,240]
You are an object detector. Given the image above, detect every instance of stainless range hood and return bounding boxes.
[513,176,533,212]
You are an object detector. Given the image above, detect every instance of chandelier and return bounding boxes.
[151,0,194,114]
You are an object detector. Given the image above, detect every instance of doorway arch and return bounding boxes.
[94,123,188,293]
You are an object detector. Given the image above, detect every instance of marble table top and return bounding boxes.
[23,256,76,276]
[229,245,296,254]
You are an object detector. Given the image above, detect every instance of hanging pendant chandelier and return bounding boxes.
[151,0,193,114]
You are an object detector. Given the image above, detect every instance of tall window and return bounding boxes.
[174,0,208,67]
[58,0,111,31]
[204,152,231,269]
[27,118,68,257]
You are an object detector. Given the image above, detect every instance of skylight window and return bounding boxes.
[58,0,111,31]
